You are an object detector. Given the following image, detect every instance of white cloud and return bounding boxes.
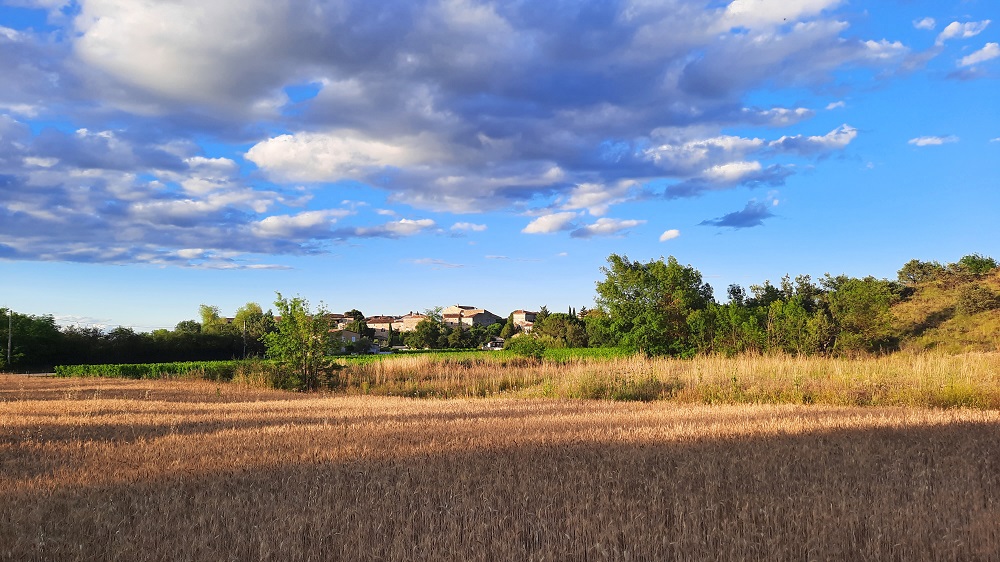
[913,18,936,31]
[246,131,435,183]
[716,0,844,31]
[451,222,487,232]
[659,229,681,242]
[645,135,766,173]
[959,43,1000,67]
[562,180,636,216]
[908,136,959,147]
[825,101,845,110]
[251,209,352,238]
[770,124,857,153]
[571,218,646,239]
[702,161,762,183]
[863,39,908,61]
[522,212,578,234]
[936,20,991,44]
[357,218,436,238]
[745,107,814,126]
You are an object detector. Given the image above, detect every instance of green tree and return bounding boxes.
[897,259,944,285]
[532,312,588,348]
[262,293,334,390]
[0,309,61,371]
[594,254,713,356]
[500,314,519,339]
[174,320,201,334]
[823,275,900,354]
[405,318,442,349]
[199,304,226,334]
[233,302,270,357]
[953,254,998,275]
[504,333,546,360]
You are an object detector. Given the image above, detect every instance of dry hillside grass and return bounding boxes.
[3,375,999,561]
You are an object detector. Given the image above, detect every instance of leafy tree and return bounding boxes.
[953,254,998,275]
[823,275,900,354]
[199,304,226,334]
[0,309,61,371]
[897,259,944,285]
[263,293,334,390]
[594,254,713,356]
[233,302,271,357]
[504,333,546,360]
[405,318,442,349]
[174,319,202,334]
[532,312,588,348]
[499,314,519,339]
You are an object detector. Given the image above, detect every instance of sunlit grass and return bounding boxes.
[2,375,998,561]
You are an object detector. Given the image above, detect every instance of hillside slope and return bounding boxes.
[893,269,1000,353]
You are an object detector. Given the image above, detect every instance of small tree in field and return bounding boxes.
[263,293,333,390]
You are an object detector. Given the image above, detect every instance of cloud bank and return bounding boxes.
[0,0,922,265]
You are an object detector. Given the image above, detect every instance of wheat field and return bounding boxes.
[3,374,999,561]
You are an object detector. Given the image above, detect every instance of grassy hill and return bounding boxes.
[893,268,1000,353]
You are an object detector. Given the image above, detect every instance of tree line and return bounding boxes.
[2,252,997,371]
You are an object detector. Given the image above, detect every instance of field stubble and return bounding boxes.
[2,374,999,561]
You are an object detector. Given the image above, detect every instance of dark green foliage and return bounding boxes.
[54,360,243,380]
[956,284,1000,315]
[898,259,944,285]
[504,334,546,360]
[263,293,335,391]
[0,309,61,371]
[594,254,713,357]
[823,275,900,354]
[953,254,998,275]
[531,312,588,348]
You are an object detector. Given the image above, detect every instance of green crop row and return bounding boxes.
[53,360,246,381]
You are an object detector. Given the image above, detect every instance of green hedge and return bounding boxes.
[53,360,244,381]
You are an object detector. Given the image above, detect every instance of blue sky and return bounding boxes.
[1,0,997,331]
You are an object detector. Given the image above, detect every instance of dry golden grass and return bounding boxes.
[3,374,1000,561]
[339,352,1000,408]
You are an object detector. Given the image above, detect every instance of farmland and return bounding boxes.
[3,359,1000,561]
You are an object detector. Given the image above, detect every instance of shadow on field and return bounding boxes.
[3,417,999,562]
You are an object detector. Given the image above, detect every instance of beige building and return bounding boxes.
[442,305,503,328]
[511,310,537,332]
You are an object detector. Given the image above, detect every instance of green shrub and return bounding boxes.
[956,284,1000,315]
[504,334,546,360]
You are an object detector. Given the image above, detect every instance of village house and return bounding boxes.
[512,310,537,332]
[442,305,503,328]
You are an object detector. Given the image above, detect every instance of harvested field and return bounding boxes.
[2,375,999,561]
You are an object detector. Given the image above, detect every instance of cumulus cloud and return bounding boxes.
[826,101,846,110]
[347,218,437,239]
[959,43,1000,67]
[659,229,681,242]
[769,124,857,154]
[562,181,637,216]
[451,222,487,232]
[522,212,578,234]
[700,200,776,228]
[570,218,646,239]
[936,20,991,45]
[0,0,925,265]
[908,136,959,147]
[251,209,352,239]
[913,18,936,31]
